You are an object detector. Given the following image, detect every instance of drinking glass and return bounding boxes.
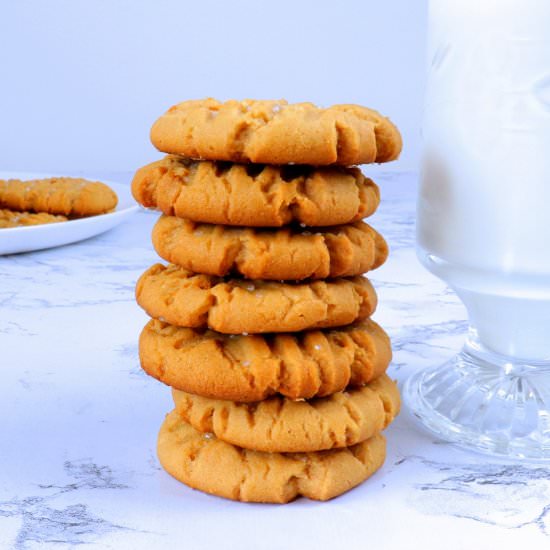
[405,0,550,459]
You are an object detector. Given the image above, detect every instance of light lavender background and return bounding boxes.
[0,0,426,173]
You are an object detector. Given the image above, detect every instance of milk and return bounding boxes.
[418,0,550,360]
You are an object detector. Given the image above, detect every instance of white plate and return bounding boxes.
[0,172,139,255]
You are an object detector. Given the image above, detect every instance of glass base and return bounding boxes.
[404,331,550,460]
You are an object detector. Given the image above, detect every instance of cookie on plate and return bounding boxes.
[152,216,388,281]
[132,156,380,227]
[158,410,387,503]
[139,319,392,402]
[172,373,400,453]
[136,263,377,333]
[150,98,402,166]
[0,208,68,228]
[0,177,118,217]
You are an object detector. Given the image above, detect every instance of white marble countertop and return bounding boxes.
[1,171,548,550]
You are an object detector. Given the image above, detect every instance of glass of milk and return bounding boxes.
[405,0,550,459]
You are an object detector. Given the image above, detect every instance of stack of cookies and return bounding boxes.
[132,98,402,503]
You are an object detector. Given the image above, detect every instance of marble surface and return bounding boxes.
[0,171,548,550]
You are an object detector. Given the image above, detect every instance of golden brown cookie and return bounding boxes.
[0,208,68,228]
[136,263,377,333]
[158,411,387,503]
[150,98,402,166]
[0,177,118,217]
[139,319,392,402]
[132,156,380,227]
[172,373,400,453]
[152,216,388,281]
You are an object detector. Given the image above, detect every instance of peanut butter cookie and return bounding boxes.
[152,216,388,281]
[139,319,392,402]
[172,373,400,453]
[0,177,118,217]
[150,98,402,166]
[136,263,377,333]
[0,208,68,228]
[158,411,387,502]
[132,156,380,227]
